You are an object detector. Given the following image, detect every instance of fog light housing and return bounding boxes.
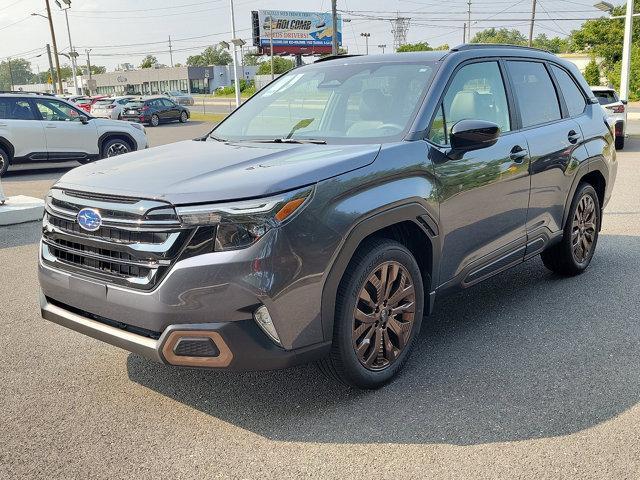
[254,305,281,345]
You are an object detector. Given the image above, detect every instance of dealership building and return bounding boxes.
[83,65,257,96]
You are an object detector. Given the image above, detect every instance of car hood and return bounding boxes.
[55,139,381,205]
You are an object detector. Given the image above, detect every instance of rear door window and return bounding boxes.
[0,98,36,120]
[507,61,561,128]
[551,65,587,117]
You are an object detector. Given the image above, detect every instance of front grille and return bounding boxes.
[41,188,193,290]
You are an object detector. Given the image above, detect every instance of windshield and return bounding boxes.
[125,101,144,108]
[168,91,183,96]
[594,90,618,105]
[74,98,92,105]
[212,60,436,143]
[95,99,115,106]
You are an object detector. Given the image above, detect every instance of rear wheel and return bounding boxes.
[179,111,188,123]
[615,135,625,150]
[149,114,160,127]
[317,239,424,389]
[541,183,600,276]
[0,146,9,177]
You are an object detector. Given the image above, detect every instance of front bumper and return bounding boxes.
[40,292,330,370]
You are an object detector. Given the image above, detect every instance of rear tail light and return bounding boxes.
[141,106,149,112]
[607,104,625,114]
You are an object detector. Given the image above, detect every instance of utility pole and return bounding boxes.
[463,22,466,43]
[7,58,14,91]
[46,44,55,92]
[528,0,537,47]
[620,0,634,101]
[168,36,174,67]
[331,0,339,55]
[360,33,370,54]
[85,49,92,79]
[61,5,79,95]
[467,1,472,42]
[44,0,64,94]
[228,0,241,108]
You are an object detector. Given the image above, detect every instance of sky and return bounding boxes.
[0,0,627,73]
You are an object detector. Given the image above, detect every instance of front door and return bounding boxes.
[427,60,531,288]
[33,98,98,161]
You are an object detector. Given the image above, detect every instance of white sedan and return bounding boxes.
[90,96,136,120]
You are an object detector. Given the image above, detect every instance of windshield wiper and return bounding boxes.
[207,133,227,142]
[271,138,327,144]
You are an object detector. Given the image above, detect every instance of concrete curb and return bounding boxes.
[0,195,45,226]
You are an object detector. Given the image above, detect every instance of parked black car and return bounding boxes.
[39,45,617,389]
[120,96,189,126]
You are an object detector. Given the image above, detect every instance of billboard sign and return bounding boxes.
[253,10,342,54]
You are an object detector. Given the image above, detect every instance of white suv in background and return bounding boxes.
[90,96,136,119]
[0,92,148,176]
[591,86,627,150]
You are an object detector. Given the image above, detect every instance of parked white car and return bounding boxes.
[90,96,136,119]
[0,92,148,176]
[591,86,627,150]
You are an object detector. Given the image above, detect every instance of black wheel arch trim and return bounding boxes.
[0,136,15,161]
[98,132,138,154]
[561,156,609,231]
[320,201,441,342]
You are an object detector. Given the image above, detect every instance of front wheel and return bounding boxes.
[615,135,624,150]
[0,146,9,177]
[317,239,424,389]
[100,138,132,159]
[541,183,601,276]
[179,111,188,123]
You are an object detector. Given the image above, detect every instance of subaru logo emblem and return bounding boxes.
[77,208,102,232]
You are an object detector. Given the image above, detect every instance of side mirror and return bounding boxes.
[449,119,500,152]
[79,115,89,124]
[621,99,628,105]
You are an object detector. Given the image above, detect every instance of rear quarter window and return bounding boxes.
[507,61,561,128]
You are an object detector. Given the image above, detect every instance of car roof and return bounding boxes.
[590,86,616,92]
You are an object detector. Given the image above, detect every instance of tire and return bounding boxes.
[149,114,160,127]
[0,146,9,177]
[317,239,424,389]
[541,183,601,276]
[179,111,188,123]
[615,135,624,150]
[100,138,132,159]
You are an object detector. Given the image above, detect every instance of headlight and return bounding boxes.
[129,122,145,132]
[176,186,313,251]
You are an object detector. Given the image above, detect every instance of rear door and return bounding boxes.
[505,60,588,243]
[33,98,99,160]
[428,60,531,288]
[0,97,47,160]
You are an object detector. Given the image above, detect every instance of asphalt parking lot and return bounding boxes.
[1,119,639,479]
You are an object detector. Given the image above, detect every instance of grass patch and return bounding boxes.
[189,112,228,123]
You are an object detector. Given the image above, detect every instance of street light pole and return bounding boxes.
[620,0,634,101]
[331,0,339,55]
[43,0,64,94]
[228,0,241,108]
[378,44,386,54]
[360,33,370,55]
[61,6,80,95]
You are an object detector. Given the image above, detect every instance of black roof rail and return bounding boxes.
[451,43,551,54]
[0,90,56,96]
[314,54,362,63]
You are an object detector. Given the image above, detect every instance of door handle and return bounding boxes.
[509,145,528,163]
[568,130,581,144]
[46,125,57,129]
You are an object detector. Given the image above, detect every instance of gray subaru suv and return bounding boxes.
[39,45,617,389]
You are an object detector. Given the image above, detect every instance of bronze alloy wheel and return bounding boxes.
[352,261,416,371]
[572,193,597,263]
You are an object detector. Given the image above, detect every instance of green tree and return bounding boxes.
[471,28,527,45]
[140,55,158,69]
[397,42,433,52]
[606,45,640,100]
[243,53,259,66]
[584,59,601,86]
[186,46,232,66]
[0,58,34,89]
[257,56,295,75]
[532,33,569,53]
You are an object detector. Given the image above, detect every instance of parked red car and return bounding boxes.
[74,95,108,114]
